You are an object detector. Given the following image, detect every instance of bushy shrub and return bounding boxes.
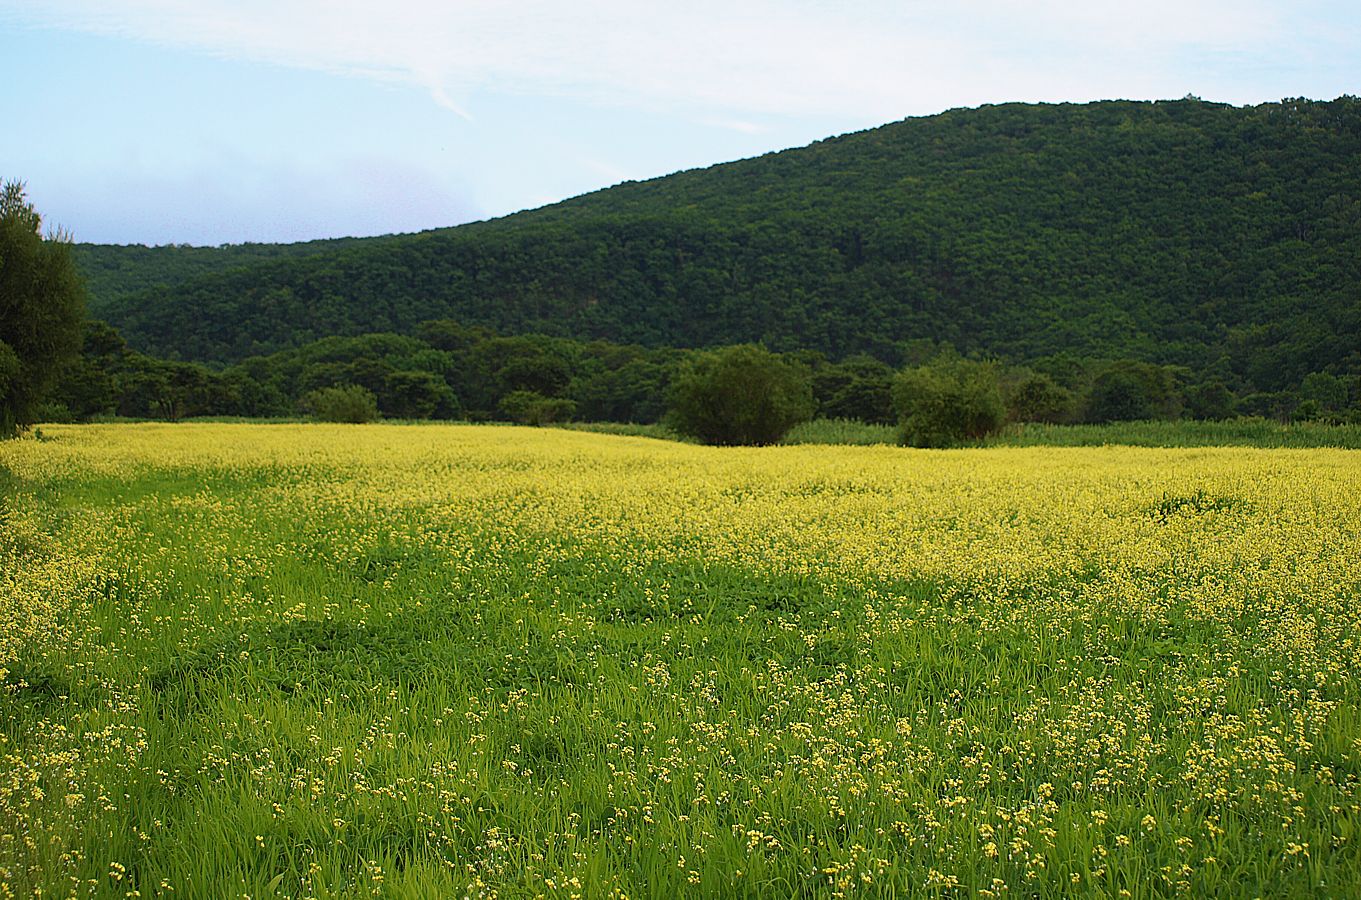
[1005,372,1074,423]
[667,344,814,445]
[892,358,1005,447]
[302,384,379,423]
[1184,380,1237,420]
[499,390,577,426]
[383,369,459,419]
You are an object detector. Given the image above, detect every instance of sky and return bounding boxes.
[1,1,1357,246]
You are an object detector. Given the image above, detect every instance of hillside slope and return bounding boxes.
[88,97,1361,391]
[75,236,370,306]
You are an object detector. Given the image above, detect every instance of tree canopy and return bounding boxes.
[892,357,1006,447]
[0,181,85,436]
[667,344,814,445]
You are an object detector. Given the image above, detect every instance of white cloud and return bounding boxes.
[0,0,1321,123]
[702,118,771,136]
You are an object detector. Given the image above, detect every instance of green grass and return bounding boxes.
[45,415,1361,449]
[983,417,1361,448]
[3,425,1360,897]
[552,421,690,441]
[572,417,1361,449]
[780,418,898,446]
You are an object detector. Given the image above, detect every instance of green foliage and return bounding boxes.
[892,357,1006,447]
[77,98,1361,401]
[72,237,364,311]
[780,417,897,445]
[1004,371,1075,423]
[666,344,814,445]
[48,318,689,426]
[1083,360,1181,423]
[1237,391,1295,421]
[383,369,459,420]
[1299,372,1350,412]
[47,315,1358,438]
[812,355,896,424]
[46,321,122,419]
[498,391,577,426]
[496,353,572,397]
[0,342,19,435]
[986,418,1361,448]
[0,180,86,437]
[301,384,380,423]
[1183,379,1238,421]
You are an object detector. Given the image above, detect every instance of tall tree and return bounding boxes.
[0,181,86,436]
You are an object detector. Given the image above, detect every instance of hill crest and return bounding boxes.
[79,96,1361,392]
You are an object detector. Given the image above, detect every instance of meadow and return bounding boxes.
[2,423,1359,898]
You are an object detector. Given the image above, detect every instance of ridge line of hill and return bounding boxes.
[75,96,1361,394]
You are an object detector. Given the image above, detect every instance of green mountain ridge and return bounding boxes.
[74,235,373,304]
[80,97,1361,392]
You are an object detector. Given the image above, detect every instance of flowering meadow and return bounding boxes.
[2,424,1359,898]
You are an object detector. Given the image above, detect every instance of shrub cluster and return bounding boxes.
[301,385,379,423]
[666,345,814,445]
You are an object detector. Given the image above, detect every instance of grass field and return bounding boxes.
[2,424,1360,898]
[561,417,1361,449]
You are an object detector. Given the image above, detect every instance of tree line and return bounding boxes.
[41,317,1361,445]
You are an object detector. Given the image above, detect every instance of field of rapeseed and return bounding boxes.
[2,423,1359,898]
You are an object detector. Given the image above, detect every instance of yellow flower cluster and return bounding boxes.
[1,423,1358,897]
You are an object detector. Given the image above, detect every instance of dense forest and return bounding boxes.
[77,98,1361,399]
[73,236,369,305]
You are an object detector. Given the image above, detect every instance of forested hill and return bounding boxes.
[86,97,1361,392]
[74,236,371,306]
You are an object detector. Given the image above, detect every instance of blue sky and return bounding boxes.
[1,1,1357,246]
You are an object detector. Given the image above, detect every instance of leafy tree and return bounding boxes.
[497,353,572,397]
[302,384,379,423]
[1184,379,1237,420]
[0,344,21,428]
[1005,371,1074,423]
[1300,372,1349,412]
[112,355,172,418]
[49,320,128,420]
[0,181,86,436]
[415,318,494,353]
[499,390,576,426]
[158,363,215,421]
[1237,391,1294,421]
[219,368,290,418]
[1083,361,1181,423]
[667,344,814,445]
[813,355,895,424]
[383,369,459,419]
[892,357,1005,447]
[573,355,675,423]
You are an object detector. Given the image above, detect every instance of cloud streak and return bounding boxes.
[1,0,1317,124]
